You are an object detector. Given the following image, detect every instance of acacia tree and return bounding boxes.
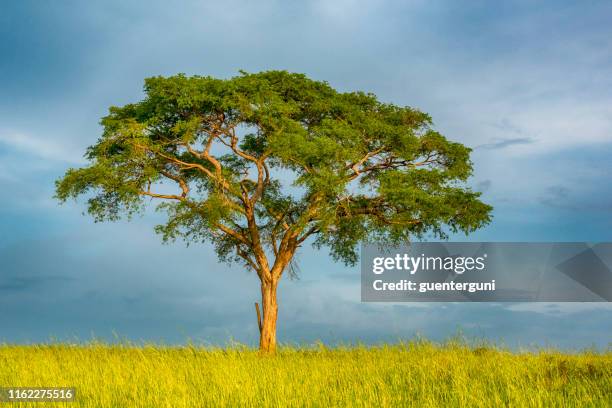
[56,71,492,352]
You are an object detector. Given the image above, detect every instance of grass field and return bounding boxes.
[0,340,610,407]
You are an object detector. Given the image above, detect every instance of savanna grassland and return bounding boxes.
[0,341,610,407]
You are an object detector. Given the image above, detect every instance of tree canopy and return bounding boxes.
[56,70,492,274]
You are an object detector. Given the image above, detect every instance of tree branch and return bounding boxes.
[296,225,319,244]
[138,191,186,201]
[236,245,260,276]
[215,222,251,246]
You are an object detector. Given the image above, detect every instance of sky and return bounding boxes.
[1,0,611,349]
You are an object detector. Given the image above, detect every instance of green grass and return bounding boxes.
[0,341,610,407]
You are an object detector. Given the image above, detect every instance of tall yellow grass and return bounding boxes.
[0,341,610,407]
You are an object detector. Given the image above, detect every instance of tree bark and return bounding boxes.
[259,279,278,353]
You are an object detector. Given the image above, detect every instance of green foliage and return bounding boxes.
[56,70,492,270]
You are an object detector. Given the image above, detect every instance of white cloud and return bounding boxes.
[0,132,86,164]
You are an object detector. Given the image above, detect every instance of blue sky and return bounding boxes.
[1,0,611,348]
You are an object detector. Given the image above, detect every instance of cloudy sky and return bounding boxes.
[1,0,611,348]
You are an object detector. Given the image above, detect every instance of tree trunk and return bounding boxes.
[259,280,278,353]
